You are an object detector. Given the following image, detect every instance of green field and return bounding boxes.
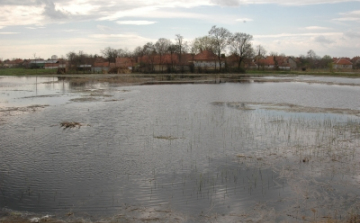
[0,68,57,76]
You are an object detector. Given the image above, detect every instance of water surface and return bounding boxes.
[1,76,360,222]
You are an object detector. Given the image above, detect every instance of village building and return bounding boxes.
[333,58,353,69]
[116,57,135,70]
[3,59,24,68]
[255,56,296,70]
[226,54,258,70]
[192,50,223,70]
[91,62,110,73]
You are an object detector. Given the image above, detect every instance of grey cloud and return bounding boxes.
[314,35,333,44]
[344,31,360,39]
[210,0,240,6]
[0,0,44,5]
[42,0,68,20]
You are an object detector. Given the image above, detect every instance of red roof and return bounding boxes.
[116,57,135,67]
[44,63,59,67]
[257,56,275,66]
[193,50,218,61]
[334,58,352,65]
[93,62,109,67]
[256,56,290,67]
[6,59,23,65]
[137,53,194,65]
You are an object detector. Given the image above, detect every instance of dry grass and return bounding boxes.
[60,121,83,129]
[69,97,99,102]
[153,135,180,140]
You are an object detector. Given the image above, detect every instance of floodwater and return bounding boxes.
[1,75,360,222]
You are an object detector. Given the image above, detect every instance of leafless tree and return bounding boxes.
[270,52,280,70]
[208,25,231,71]
[101,47,119,63]
[66,51,76,70]
[255,45,267,58]
[229,32,254,69]
[143,42,156,72]
[191,36,216,54]
[307,49,319,69]
[167,44,180,71]
[175,34,185,67]
[155,38,171,72]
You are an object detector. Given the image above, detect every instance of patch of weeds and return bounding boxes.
[153,135,180,140]
[69,97,99,102]
[104,99,124,102]
[60,121,90,129]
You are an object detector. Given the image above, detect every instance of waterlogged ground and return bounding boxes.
[1,75,360,222]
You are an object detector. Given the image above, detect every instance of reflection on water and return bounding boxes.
[1,76,360,222]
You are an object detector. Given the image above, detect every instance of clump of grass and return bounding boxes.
[60,121,83,129]
[153,135,179,140]
[69,97,99,102]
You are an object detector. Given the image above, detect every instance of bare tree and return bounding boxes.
[142,42,156,72]
[66,51,76,70]
[270,52,280,70]
[175,34,185,67]
[191,36,216,54]
[255,45,267,58]
[208,25,231,71]
[155,38,172,72]
[167,44,180,71]
[101,47,119,63]
[229,32,254,69]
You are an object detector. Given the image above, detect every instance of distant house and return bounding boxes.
[333,58,352,69]
[193,50,223,70]
[116,57,135,70]
[30,59,59,69]
[92,62,109,73]
[226,54,258,70]
[288,57,297,70]
[135,53,194,72]
[256,56,275,69]
[77,64,92,72]
[255,56,295,70]
[3,59,24,68]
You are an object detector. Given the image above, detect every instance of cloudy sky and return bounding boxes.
[1,0,360,59]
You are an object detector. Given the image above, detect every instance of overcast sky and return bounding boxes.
[1,0,360,59]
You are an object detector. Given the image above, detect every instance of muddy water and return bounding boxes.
[1,76,360,222]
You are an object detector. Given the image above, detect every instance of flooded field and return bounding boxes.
[1,75,360,222]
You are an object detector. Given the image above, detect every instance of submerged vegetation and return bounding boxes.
[60,121,84,129]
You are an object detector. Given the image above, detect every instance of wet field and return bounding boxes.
[0,75,360,222]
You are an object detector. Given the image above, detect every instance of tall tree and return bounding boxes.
[175,34,184,66]
[168,44,180,71]
[229,32,254,69]
[255,45,267,58]
[307,49,319,69]
[191,36,216,54]
[101,47,119,63]
[208,25,231,71]
[143,42,156,72]
[66,51,76,70]
[155,38,171,71]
